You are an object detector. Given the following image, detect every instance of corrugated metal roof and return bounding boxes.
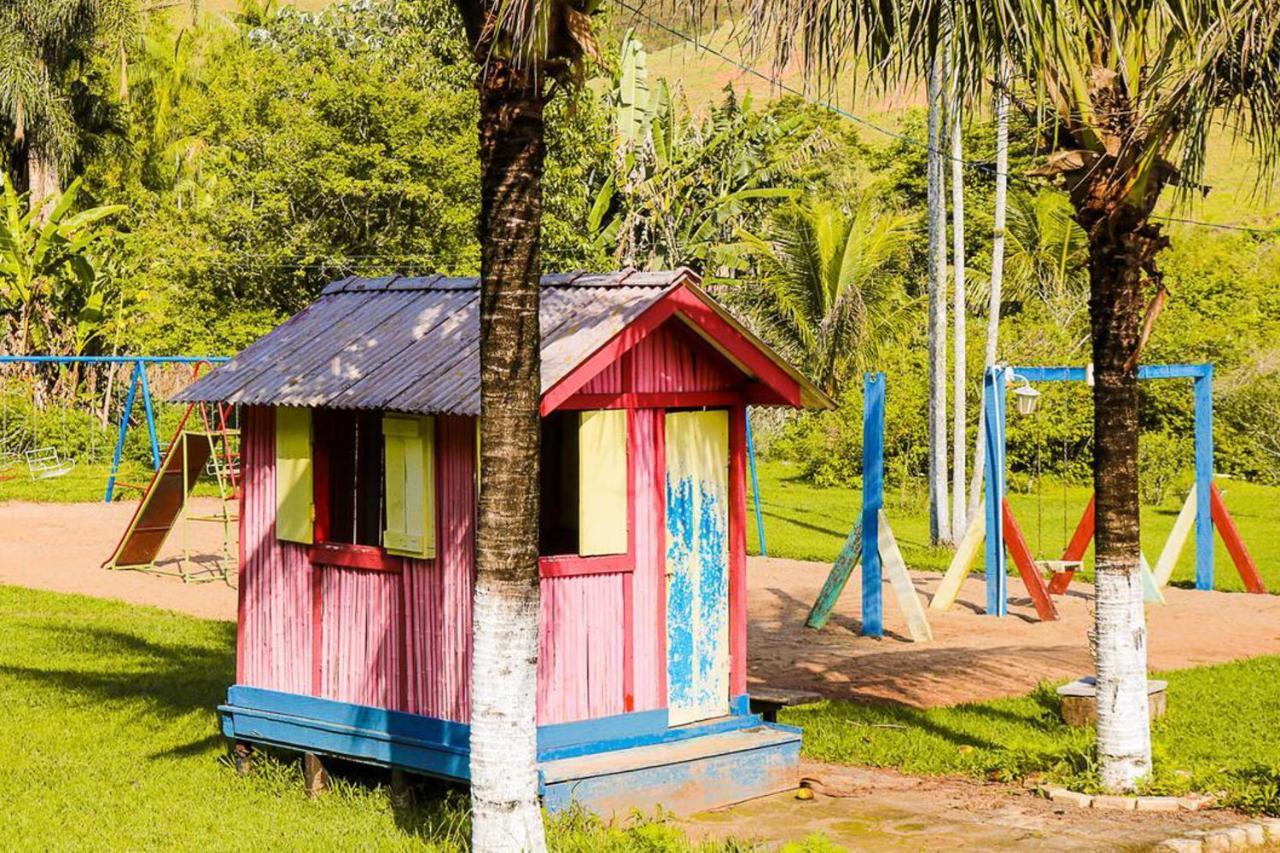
[175,270,697,415]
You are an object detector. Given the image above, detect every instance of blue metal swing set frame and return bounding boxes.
[982,362,1216,615]
[0,355,229,502]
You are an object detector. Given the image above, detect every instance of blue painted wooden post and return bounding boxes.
[745,410,767,557]
[1194,366,1214,590]
[861,372,885,637]
[982,367,1008,616]
[104,363,142,503]
[137,360,162,470]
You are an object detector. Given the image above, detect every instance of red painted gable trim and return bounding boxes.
[541,284,804,415]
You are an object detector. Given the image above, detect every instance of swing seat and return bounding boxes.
[1036,559,1082,578]
[26,447,75,480]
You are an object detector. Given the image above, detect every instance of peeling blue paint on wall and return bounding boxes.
[695,481,728,708]
[666,473,696,710]
[664,409,731,726]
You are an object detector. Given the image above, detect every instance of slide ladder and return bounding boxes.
[103,369,239,581]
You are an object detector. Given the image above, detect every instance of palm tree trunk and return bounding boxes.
[926,54,951,545]
[27,141,60,224]
[1087,210,1159,792]
[949,84,967,542]
[968,68,1010,520]
[470,61,548,853]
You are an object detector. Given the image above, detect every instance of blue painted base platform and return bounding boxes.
[219,686,802,816]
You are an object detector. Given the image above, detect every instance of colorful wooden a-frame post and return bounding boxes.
[982,366,1009,615]
[806,372,932,641]
[861,371,885,636]
[1193,365,1214,590]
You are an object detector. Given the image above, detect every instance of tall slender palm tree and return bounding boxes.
[733,196,914,397]
[449,1,597,849]
[949,72,967,543]
[0,1,136,218]
[968,68,1011,519]
[925,54,950,544]
[744,0,1280,790]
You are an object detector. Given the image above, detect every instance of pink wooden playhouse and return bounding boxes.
[176,268,829,815]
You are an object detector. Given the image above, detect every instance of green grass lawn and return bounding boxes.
[0,460,227,503]
[747,458,1280,593]
[0,585,820,851]
[782,655,1280,814]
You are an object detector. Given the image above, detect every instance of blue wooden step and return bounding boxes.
[539,723,801,817]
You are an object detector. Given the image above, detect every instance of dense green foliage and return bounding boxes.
[785,654,1280,813]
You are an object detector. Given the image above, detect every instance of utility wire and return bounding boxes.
[612,0,1280,237]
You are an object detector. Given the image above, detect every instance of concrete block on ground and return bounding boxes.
[1092,794,1137,811]
[1200,831,1233,852]
[1223,826,1249,848]
[1178,793,1216,811]
[1137,796,1181,812]
[1047,787,1092,808]
[1155,839,1203,853]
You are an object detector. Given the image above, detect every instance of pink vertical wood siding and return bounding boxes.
[630,323,740,394]
[538,572,627,724]
[318,566,403,708]
[238,406,313,694]
[402,415,474,722]
[630,408,666,710]
[578,358,624,394]
[236,314,752,726]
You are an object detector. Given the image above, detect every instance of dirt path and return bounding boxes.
[748,556,1280,707]
[0,499,236,620]
[682,762,1248,851]
[4,501,1280,708]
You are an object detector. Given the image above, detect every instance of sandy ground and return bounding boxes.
[5,500,1280,708]
[682,762,1248,851]
[0,499,237,620]
[747,556,1280,707]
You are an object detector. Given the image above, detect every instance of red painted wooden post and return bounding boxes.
[234,407,253,684]
[1210,484,1266,594]
[728,406,749,697]
[622,407,638,712]
[1048,494,1095,594]
[1001,498,1059,621]
[654,410,668,708]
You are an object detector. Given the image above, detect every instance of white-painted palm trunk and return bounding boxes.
[926,54,951,545]
[950,86,967,541]
[1092,562,1153,790]
[470,575,546,852]
[967,70,1010,520]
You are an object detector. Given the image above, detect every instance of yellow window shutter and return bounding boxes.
[275,406,314,544]
[384,415,436,559]
[578,409,628,556]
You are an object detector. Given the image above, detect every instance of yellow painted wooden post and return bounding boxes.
[1153,485,1197,588]
[275,407,314,544]
[877,510,933,642]
[578,409,628,556]
[931,508,985,612]
[384,415,436,559]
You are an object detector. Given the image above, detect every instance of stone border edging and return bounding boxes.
[1043,787,1215,812]
[1039,788,1280,851]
